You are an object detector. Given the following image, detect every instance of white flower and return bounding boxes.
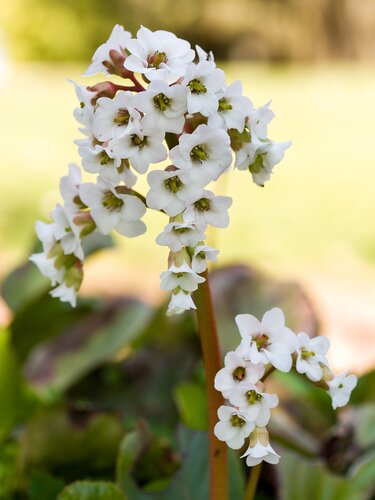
[146,169,203,217]
[93,91,141,142]
[235,308,296,372]
[208,81,252,132]
[214,406,255,450]
[77,139,121,183]
[60,164,83,214]
[34,220,56,253]
[77,139,137,187]
[160,262,205,293]
[51,204,84,260]
[184,190,232,229]
[167,289,196,316]
[242,428,280,467]
[135,80,188,134]
[247,101,274,143]
[195,45,215,65]
[29,251,63,286]
[70,80,95,136]
[237,141,291,187]
[109,122,167,174]
[84,24,131,76]
[182,61,225,116]
[229,383,278,426]
[191,244,219,273]
[170,124,232,185]
[156,221,206,252]
[50,283,78,307]
[79,179,146,237]
[124,26,194,83]
[214,351,265,399]
[295,332,330,382]
[327,371,357,409]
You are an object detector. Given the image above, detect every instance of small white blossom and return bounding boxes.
[146,169,203,217]
[93,91,141,141]
[170,124,232,185]
[29,251,64,286]
[124,26,194,83]
[235,308,296,372]
[84,24,131,76]
[77,139,121,181]
[135,80,188,134]
[237,141,291,187]
[214,351,265,399]
[160,262,205,293]
[229,383,278,426]
[166,289,196,315]
[79,179,146,237]
[50,282,78,307]
[195,45,215,65]
[156,221,206,252]
[191,244,219,273]
[327,371,357,409]
[208,81,252,132]
[110,122,167,174]
[60,164,82,214]
[242,428,280,467]
[184,190,232,229]
[51,204,84,260]
[247,101,274,143]
[70,81,95,136]
[182,61,225,116]
[295,332,330,382]
[214,406,255,450]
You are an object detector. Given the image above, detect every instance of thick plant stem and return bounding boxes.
[244,463,262,500]
[195,270,228,500]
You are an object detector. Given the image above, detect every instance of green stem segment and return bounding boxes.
[195,270,228,500]
[244,463,262,500]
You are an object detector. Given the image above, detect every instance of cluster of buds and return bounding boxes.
[30,24,290,310]
[214,308,357,466]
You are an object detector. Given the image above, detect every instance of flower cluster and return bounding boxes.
[30,24,290,311]
[214,308,357,466]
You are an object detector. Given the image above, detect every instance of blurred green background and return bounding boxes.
[0,0,374,373]
[0,1,375,499]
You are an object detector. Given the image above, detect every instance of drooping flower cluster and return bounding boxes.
[30,24,290,310]
[214,308,357,466]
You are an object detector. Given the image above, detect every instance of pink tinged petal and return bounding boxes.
[235,314,262,338]
[262,307,285,330]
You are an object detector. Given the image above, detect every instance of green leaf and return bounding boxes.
[19,408,125,482]
[0,329,22,442]
[1,261,49,313]
[23,300,152,397]
[58,481,126,500]
[278,448,375,500]
[351,369,375,404]
[0,441,19,499]
[116,426,245,499]
[28,470,65,500]
[174,381,208,430]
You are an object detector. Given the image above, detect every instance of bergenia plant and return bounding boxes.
[30,24,356,500]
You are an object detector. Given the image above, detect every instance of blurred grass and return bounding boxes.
[1,62,375,281]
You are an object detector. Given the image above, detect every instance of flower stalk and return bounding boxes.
[195,270,228,500]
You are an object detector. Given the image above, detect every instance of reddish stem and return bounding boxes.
[195,270,228,500]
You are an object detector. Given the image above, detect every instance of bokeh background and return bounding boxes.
[0,0,374,372]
